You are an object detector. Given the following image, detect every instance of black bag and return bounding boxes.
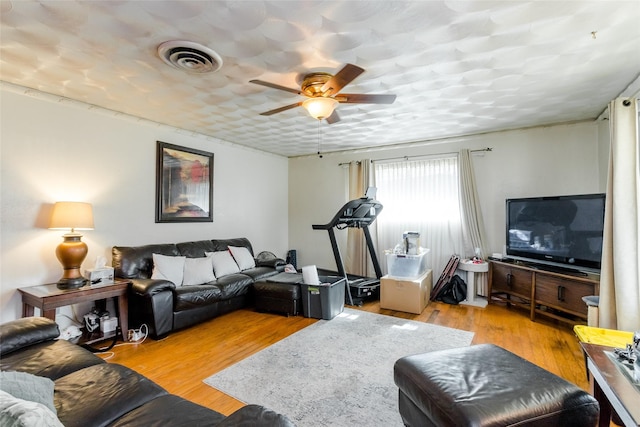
[436,275,467,305]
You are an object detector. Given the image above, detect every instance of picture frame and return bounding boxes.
[156,141,213,223]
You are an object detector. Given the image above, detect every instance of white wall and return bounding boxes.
[288,121,607,273]
[0,86,289,323]
[0,84,611,324]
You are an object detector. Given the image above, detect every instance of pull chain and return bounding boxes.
[317,119,323,158]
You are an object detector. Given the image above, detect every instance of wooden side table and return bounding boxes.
[458,259,488,307]
[581,342,640,427]
[19,280,130,344]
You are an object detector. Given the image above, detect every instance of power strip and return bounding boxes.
[128,329,146,342]
[127,324,147,343]
[128,330,144,342]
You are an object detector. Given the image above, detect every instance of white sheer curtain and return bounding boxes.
[374,156,464,281]
[599,97,640,331]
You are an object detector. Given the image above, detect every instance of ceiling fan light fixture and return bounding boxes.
[302,97,338,120]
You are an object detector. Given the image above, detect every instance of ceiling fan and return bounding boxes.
[249,63,396,124]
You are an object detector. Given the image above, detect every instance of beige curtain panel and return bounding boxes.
[599,97,640,331]
[459,149,490,260]
[346,159,371,277]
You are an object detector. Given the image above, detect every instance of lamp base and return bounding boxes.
[57,277,88,290]
[55,233,89,290]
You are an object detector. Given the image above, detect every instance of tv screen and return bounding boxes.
[505,194,606,270]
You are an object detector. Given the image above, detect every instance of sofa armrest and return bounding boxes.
[255,251,286,270]
[275,259,287,272]
[128,279,175,338]
[255,257,286,269]
[130,278,176,297]
[216,404,297,427]
[0,317,60,357]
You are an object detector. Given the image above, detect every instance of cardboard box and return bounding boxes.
[380,270,432,314]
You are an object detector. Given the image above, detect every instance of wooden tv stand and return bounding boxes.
[488,259,600,326]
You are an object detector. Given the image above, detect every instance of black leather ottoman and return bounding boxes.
[254,273,303,316]
[393,344,599,427]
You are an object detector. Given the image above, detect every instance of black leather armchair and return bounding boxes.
[0,317,296,427]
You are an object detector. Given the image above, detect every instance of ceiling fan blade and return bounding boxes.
[259,102,302,116]
[250,79,303,96]
[326,110,341,124]
[336,93,396,104]
[320,63,365,97]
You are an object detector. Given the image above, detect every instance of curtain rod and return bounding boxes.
[338,147,492,166]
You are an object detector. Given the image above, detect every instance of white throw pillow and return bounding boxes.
[183,255,216,286]
[0,389,64,427]
[206,251,240,277]
[228,246,256,271]
[0,372,56,414]
[151,253,186,286]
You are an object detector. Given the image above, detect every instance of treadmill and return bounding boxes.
[312,188,383,306]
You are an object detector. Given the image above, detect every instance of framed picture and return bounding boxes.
[156,141,213,223]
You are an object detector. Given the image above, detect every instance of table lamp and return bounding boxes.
[49,201,94,289]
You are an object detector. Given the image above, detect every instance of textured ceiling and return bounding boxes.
[1,1,639,157]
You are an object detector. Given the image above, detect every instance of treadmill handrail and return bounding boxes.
[312,197,383,230]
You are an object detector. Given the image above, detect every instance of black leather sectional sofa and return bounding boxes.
[0,317,295,427]
[112,237,285,339]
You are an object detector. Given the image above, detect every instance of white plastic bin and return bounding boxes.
[386,249,429,278]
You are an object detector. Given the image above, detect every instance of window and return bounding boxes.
[374,156,464,280]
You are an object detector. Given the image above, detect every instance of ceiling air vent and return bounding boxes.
[157,40,223,74]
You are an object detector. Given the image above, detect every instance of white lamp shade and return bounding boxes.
[49,201,94,230]
[302,97,338,120]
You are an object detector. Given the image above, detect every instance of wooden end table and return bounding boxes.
[19,280,130,345]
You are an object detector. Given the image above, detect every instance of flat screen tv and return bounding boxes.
[505,193,606,271]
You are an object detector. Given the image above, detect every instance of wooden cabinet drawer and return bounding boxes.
[492,264,532,299]
[535,274,595,316]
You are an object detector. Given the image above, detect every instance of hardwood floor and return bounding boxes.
[105,299,588,417]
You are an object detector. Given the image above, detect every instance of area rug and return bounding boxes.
[204,308,474,427]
